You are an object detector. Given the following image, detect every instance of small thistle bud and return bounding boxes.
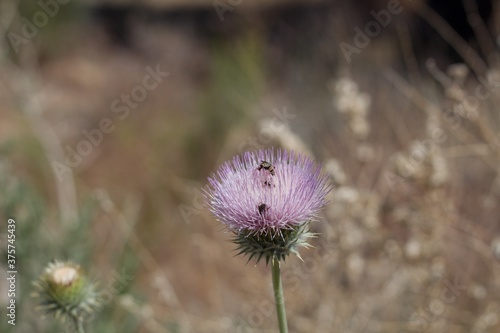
[205,148,331,264]
[32,261,100,329]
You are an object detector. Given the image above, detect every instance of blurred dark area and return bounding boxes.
[1,0,500,332]
[89,1,495,56]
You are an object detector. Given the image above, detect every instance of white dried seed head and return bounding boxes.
[469,284,487,300]
[492,238,500,260]
[324,158,347,186]
[405,239,421,259]
[447,63,469,84]
[446,84,467,103]
[356,144,375,163]
[334,186,360,203]
[346,253,365,282]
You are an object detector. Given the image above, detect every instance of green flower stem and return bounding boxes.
[272,258,288,333]
[76,318,85,333]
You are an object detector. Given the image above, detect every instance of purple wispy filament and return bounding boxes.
[205,149,331,235]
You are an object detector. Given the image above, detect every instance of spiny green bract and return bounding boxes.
[232,223,316,265]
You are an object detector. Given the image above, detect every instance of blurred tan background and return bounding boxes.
[1,0,500,332]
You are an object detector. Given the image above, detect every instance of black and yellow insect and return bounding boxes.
[257,160,275,176]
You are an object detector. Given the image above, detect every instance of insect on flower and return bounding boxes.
[206,148,331,234]
[258,203,268,216]
[205,148,332,263]
[257,160,275,176]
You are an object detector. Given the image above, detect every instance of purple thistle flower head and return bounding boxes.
[205,148,331,263]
